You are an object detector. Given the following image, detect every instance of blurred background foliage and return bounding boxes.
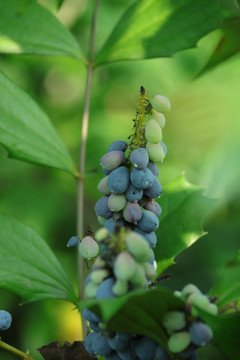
[0,0,239,359]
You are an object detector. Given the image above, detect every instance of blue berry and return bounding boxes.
[143,199,162,216]
[82,308,100,323]
[130,148,149,169]
[108,140,128,152]
[101,151,125,171]
[147,161,159,177]
[135,336,158,360]
[155,344,170,360]
[123,202,142,223]
[189,322,213,346]
[130,167,155,189]
[66,236,79,247]
[84,332,98,355]
[0,310,12,331]
[144,178,162,198]
[104,218,124,233]
[125,183,143,202]
[92,333,113,356]
[96,278,116,299]
[95,196,113,218]
[137,210,159,232]
[108,336,129,351]
[160,141,167,156]
[108,166,130,194]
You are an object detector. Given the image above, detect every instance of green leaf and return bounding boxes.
[0,0,82,59]
[155,175,215,274]
[209,249,240,308]
[79,288,183,347]
[57,0,65,9]
[95,0,238,66]
[198,308,240,360]
[0,213,77,304]
[199,17,240,75]
[0,71,77,175]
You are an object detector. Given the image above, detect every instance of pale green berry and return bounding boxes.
[125,231,152,262]
[113,280,128,296]
[95,228,110,243]
[205,303,218,315]
[151,110,166,129]
[145,119,162,144]
[174,290,184,300]
[189,294,210,316]
[91,269,109,285]
[79,236,99,259]
[94,256,106,268]
[85,281,98,298]
[108,193,127,212]
[146,142,165,163]
[182,284,201,297]
[168,331,191,353]
[98,176,111,195]
[113,252,136,281]
[130,263,148,286]
[151,95,171,113]
[144,263,157,280]
[97,215,107,225]
[162,311,186,331]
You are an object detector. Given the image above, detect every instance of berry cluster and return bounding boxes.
[162,284,217,359]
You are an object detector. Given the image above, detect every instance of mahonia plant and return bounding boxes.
[72,87,217,360]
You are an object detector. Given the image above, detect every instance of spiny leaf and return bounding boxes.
[0,214,77,304]
[95,0,238,65]
[0,0,82,59]
[155,175,215,274]
[0,71,77,175]
[209,249,240,308]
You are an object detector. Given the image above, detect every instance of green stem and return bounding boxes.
[0,339,35,360]
[77,0,101,340]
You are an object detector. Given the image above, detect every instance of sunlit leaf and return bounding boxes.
[155,175,215,274]
[95,0,238,65]
[0,71,77,175]
[0,214,77,304]
[0,0,82,59]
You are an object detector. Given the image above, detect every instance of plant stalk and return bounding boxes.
[77,0,100,340]
[0,339,35,360]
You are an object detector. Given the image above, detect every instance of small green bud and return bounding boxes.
[130,263,148,286]
[91,269,109,285]
[151,95,171,113]
[125,231,152,262]
[95,228,110,242]
[79,236,99,259]
[144,263,157,280]
[145,119,162,144]
[182,283,201,297]
[97,215,107,225]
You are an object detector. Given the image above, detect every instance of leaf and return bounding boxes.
[198,308,240,360]
[0,71,77,175]
[0,213,77,304]
[38,341,97,360]
[79,288,183,348]
[95,0,238,66]
[199,17,240,75]
[57,0,65,10]
[209,249,240,308]
[0,0,82,59]
[154,175,215,274]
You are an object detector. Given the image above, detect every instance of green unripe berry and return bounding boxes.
[113,252,137,281]
[79,236,99,259]
[130,263,148,286]
[91,269,109,285]
[94,256,106,268]
[205,303,218,315]
[97,215,107,225]
[146,142,165,163]
[95,228,110,243]
[162,311,186,331]
[145,119,163,144]
[151,95,171,113]
[144,263,157,280]
[113,280,128,296]
[85,281,98,298]
[182,283,201,297]
[98,176,111,195]
[189,294,210,316]
[168,331,191,353]
[108,193,127,212]
[125,231,152,262]
[151,110,166,129]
